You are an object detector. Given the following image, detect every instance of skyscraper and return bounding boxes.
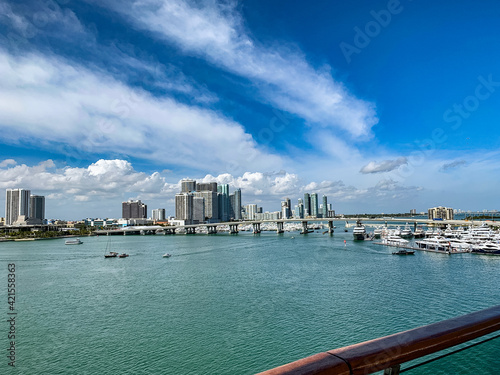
[181,179,196,193]
[195,190,218,221]
[122,200,147,219]
[192,196,205,223]
[297,198,304,219]
[30,195,45,223]
[303,193,310,217]
[229,188,242,220]
[311,193,318,218]
[5,189,30,225]
[322,195,328,218]
[175,193,193,223]
[217,184,230,222]
[196,182,217,192]
[281,198,291,219]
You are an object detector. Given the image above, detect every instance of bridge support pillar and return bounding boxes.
[165,228,176,235]
[207,225,217,234]
[276,221,284,234]
[328,220,334,234]
[253,222,261,234]
[229,224,239,234]
[301,221,309,234]
[186,227,196,235]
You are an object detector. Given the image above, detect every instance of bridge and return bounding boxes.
[93,217,493,236]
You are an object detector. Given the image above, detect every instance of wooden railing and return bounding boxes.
[257,304,500,375]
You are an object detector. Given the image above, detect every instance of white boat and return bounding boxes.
[352,220,366,240]
[414,226,425,238]
[400,224,413,238]
[382,236,409,246]
[415,237,452,252]
[65,238,83,245]
[163,253,172,258]
[373,226,383,239]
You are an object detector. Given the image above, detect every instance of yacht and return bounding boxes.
[400,224,413,238]
[415,237,452,253]
[373,226,383,239]
[382,236,409,247]
[352,220,366,241]
[470,242,500,255]
[65,238,83,245]
[413,226,425,238]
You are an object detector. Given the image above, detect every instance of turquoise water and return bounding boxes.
[1,229,499,374]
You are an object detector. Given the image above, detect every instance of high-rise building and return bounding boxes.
[5,189,31,225]
[30,195,45,223]
[196,182,217,192]
[303,193,311,217]
[195,191,219,221]
[245,204,258,220]
[192,197,205,223]
[230,188,242,220]
[175,193,193,223]
[152,208,166,221]
[322,195,328,218]
[311,193,318,218]
[122,200,147,219]
[181,179,196,193]
[297,198,304,219]
[428,206,454,220]
[281,199,291,219]
[218,184,230,222]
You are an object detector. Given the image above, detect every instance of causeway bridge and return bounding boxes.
[93,217,492,236]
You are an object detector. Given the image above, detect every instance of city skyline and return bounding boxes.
[2,1,500,219]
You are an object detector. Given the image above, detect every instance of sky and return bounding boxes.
[1,0,500,220]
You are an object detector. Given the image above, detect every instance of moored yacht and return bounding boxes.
[400,224,413,238]
[352,220,366,240]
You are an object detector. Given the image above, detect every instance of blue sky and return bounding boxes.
[1,0,500,219]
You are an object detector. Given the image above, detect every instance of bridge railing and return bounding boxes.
[256,304,500,375]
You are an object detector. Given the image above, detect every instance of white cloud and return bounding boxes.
[0,159,425,218]
[360,157,408,174]
[0,49,283,173]
[96,0,378,138]
[0,159,16,167]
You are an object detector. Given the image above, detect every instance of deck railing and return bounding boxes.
[257,304,500,375]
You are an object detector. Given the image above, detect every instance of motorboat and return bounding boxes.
[104,252,118,258]
[392,249,415,255]
[65,238,83,245]
[118,253,129,258]
[163,253,172,258]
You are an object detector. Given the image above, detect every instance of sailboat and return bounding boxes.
[104,236,118,258]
